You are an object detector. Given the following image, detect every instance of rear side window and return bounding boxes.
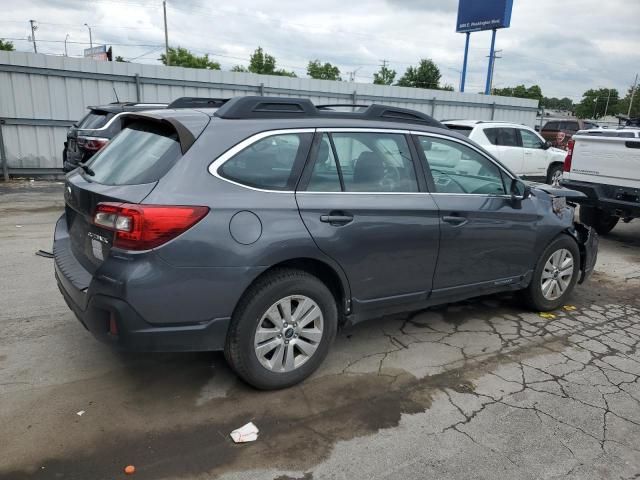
[77,110,113,129]
[484,128,520,147]
[219,133,312,190]
[445,125,473,137]
[543,121,559,131]
[86,122,181,185]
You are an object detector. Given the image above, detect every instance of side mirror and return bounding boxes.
[510,178,531,202]
[543,140,552,150]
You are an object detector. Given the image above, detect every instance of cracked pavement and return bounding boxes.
[1,181,640,480]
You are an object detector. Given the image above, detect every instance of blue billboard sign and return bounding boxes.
[456,0,513,33]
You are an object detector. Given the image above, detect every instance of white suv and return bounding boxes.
[443,120,567,184]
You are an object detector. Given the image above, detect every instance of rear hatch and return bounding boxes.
[67,109,117,161]
[64,111,210,273]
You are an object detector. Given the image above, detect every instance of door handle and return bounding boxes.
[320,214,354,225]
[442,215,468,226]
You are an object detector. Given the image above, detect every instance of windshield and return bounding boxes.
[86,122,181,185]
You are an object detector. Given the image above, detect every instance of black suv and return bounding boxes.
[62,98,227,172]
[55,96,598,389]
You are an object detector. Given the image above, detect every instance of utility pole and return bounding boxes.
[487,49,502,95]
[629,73,638,117]
[593,97,598,119]
[84,23,93,50]
[163,0,170,66]
[604,88,612,118]
[29,20,37,53]
[64,34,70,56]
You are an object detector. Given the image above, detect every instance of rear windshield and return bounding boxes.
[445,125,472,137]
[86,122,181,185]
[77,110,113,129]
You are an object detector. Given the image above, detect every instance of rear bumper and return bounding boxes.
[55,266,231,352]
[53,214,240,352]
[561,179,640,218]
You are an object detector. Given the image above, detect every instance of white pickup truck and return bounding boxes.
[561,127,640,234]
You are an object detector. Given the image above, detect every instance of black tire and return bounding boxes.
[546,163,563,185]
[579,206,619,235]
[520,235,580,312]
[224,269,338,390]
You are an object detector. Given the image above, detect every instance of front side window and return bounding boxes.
[418,136,507,195]
[519,129,545,149]
[306,132,419,193]
[220,133,311,190]
[484,128,520,147]
[87,122,181,185]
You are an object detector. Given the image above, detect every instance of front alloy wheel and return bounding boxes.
[541,248,574,300]
[254,295,324,372]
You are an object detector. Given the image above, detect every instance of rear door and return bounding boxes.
[296,129,440,314]
[483,127,524,173]
[413,133,539,298]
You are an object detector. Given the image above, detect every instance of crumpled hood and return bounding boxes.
[525,181,587,199]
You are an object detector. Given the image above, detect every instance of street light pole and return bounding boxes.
[64,34,70,56]
[84,23,93,50]
[593,97,598,119]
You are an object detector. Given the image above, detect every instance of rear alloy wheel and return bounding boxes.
[225,269,337,390]
[520,236,580,311]
[547,164,563,185]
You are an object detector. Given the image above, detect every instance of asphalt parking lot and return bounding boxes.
[1,180,640,480]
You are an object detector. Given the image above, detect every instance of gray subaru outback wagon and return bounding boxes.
[55,96,598,389]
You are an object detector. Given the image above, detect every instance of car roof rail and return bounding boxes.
[167,97,230,109]
[214,96,444,127]
[316,104,368,110]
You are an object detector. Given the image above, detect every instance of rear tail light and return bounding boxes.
[77,136,109,151]
[94,203,209,251]
[563,139,575,172]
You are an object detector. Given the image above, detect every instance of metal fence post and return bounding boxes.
[134,74,141,102]
[0,120,8,182]
[431,97,437,117]
[491,102,497,120]
[260,83,265,96]
[352,91,358,105]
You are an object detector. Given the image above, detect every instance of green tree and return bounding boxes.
[115,55,127,62]
[0,39,15,51]
[159,47,221,70]
[541,97,574,111]
[619,84,640,118]
[395,59,444,90]
[493,84,543,102]
[373,64,396,85]
[231,65,248,72]
[574,88,620,119]
[307,59,341,80]
[242,47,296,77]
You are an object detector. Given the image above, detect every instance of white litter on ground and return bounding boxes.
[230,422,259,443]
[76,410,85,416]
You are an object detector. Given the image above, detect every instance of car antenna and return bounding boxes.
[112,86,120,103]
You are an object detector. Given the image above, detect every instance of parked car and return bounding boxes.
[62,98,228,172]
[540,119,599,150]
[561,127,640,234]
[54,96,598,389]
[443,120,567,184]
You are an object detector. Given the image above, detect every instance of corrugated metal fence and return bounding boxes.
[0,51,538,178]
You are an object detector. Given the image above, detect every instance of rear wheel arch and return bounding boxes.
[234,257,350,322]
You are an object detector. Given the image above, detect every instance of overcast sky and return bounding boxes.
[1,0,638,100]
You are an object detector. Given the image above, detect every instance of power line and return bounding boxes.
[3,37,162,47]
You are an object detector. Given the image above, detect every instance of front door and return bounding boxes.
[413,133,540,297]
[296,130,440,313]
